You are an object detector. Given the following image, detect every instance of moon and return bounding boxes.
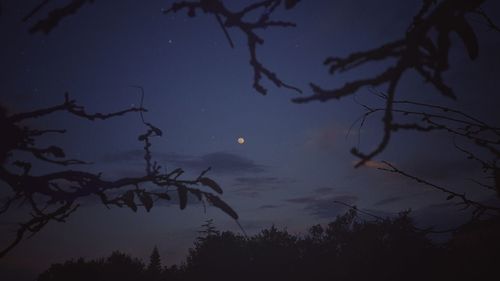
[237,137,245,144]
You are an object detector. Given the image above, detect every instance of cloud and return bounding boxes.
[362,160,388,169]
[304,122,349,151]
[199,152,265,174]
[373,196,403,207]
[258,204,281,209]
[286,195,358,219]
[231,176,295,197]
[233,176,283,186]
[102,150,265,175]
[286,196,316,204]
[313,187,335,195]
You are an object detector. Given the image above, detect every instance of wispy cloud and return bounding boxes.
[303,121,352,151]
[313,187,335,195]
[102,150,266,175]
[233,176,283,186]
[258,204,281,209]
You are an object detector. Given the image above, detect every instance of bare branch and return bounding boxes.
[26,0,95,34]
[8,93,145,123]
[473,8,500,33]
[378,161,500,217]
[164,0,302,95]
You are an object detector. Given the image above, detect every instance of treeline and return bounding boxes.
[38,210,500,281]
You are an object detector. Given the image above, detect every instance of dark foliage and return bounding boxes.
[38,251,146,281]
[147,246,162,280]
[181,210,439,281]
[37,210,500,281]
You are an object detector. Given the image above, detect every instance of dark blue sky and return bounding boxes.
[1,0,500,279]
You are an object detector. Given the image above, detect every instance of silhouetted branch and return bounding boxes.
[164,0,302,95]
[348,87,499,169]
[468,178,495,191]
[350,91,500,198]
[9,93,144,123]
[22,0,52,23]
[334,200,461,234]
[473,8,500,33]
[378,161,500,218]
[25,0,95,34]
[333,200,384,221]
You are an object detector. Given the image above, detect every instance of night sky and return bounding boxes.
[1,0,500,280]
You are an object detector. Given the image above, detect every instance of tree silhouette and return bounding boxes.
[147,246,162,281]
[0,92,238,258]
[196,218,220,242]
[37,251,146,281]
[36,209,500,280]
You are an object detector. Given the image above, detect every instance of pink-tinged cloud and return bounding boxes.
[304,123,350,150]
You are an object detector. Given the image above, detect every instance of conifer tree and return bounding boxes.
[147,246,162,278]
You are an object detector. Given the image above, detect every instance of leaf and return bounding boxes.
[146,122,163,136]
[420,37,436,55]
[436,30,451,70]
[47,146,65,158]
[284,0,300,10]
[199,177,223,194]
[188,188,203,201]
[177,185,188,210]
[139,192,154,212]
[494,168,500,196]
[151,126,162,136]
[452,16,478,60]
[188,7,196,17]
[205,193,238,220]
[122,190,137,212]
[156,193,171,200]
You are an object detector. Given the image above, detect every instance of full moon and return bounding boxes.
[237,137,245,144]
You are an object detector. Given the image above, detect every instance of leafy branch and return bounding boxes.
[0,93,237,258]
